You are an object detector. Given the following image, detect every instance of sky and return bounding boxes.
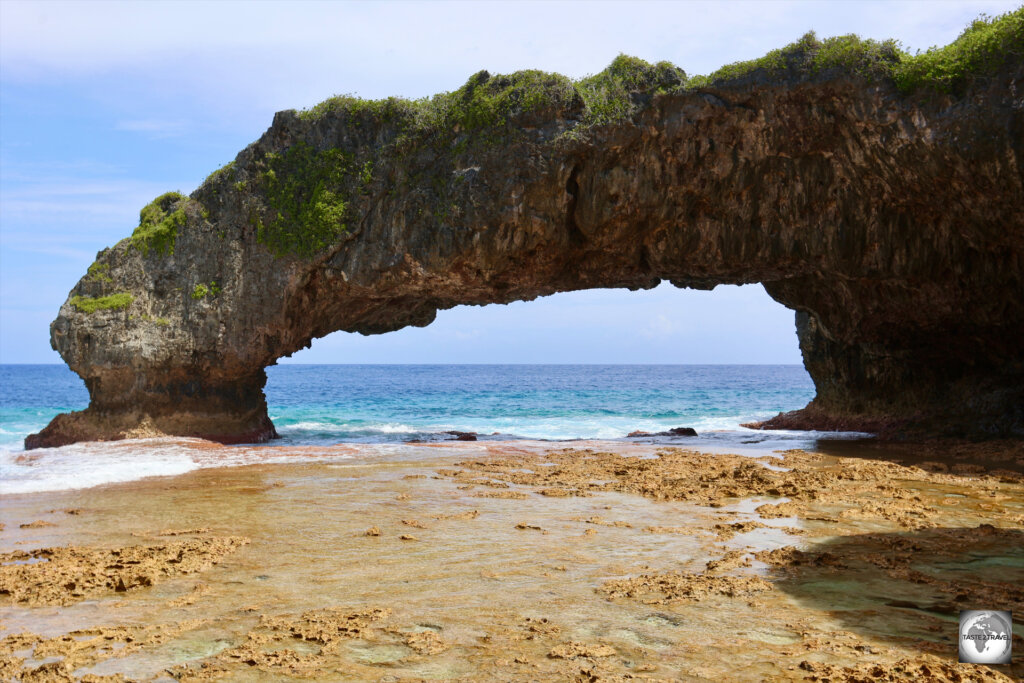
[1,0,1018,364]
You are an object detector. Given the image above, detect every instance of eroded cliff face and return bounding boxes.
[26,57,1024,449]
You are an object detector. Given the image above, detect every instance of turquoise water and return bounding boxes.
[263,364,815,444]
[0,364,815,448]
[0,364,841,494]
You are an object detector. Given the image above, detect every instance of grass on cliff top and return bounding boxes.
[894,9,1023,93]
[299,69,581,134]
[575,55,686,126]
[691,8,1022,94]
[69,292,133,314]
[297,59,676,134]
[687,32,901,87]
[131,192,188,256]
[296,8,1020,131]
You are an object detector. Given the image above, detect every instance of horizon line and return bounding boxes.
[0,362,807,367]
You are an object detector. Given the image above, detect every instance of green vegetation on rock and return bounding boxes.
[689,9,1021,93]
[86,262,113,284]
[290,9,1019,157]
[191,281,221,300]
[191,284,209,299]
[131,192,188,256]
[255,142,360,258]
[297,70,581,147]
[298,69,579,134]
[433,69,579,131]
[204,161,235,185]
[291,10,1021,139]
[298,94,420,124]
[576,55,686,126]
[293,8,1019,150]
[687,31,899,87]
[894,9,1023,93]
[69,292,133,314]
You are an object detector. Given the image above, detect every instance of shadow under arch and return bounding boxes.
[767,525,1023,678]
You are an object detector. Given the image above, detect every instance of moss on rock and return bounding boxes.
[131,192,188,257]
[70,293,134,314]
[254,142,361,258]
[86,262,113,284]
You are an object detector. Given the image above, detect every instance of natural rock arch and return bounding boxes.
[27,33,1024,448]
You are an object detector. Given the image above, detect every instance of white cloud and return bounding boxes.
[641,314,681,340]
[2,0,1019,115]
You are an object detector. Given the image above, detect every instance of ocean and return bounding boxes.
[0,364,862,495]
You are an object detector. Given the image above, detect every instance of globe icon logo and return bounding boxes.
[959,610,1012,664]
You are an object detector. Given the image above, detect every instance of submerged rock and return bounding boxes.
[445,430,479,441]
[27,18,1024,447]
[627,427,698,438]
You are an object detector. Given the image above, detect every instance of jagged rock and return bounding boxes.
[26,29,1024,448]
[626,427,698,438]
[445,431,479,441]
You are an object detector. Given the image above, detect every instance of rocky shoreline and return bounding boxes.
[2,441,1021,680]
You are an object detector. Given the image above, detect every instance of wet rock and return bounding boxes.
[445,431,479,441]
[0,537,249,606]
[713,520,766,540]
[404,630,448,655]
[705,550,752,575]
[19,520,55,529]
[626,427,698,438]
[600,571,773,604]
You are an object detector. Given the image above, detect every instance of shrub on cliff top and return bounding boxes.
[689,31,900,87]
[689,8,1021,93]
[894,9,1023,93]
[576,55,686,126]
[299,71,579,134]
[69,292,133,314]
[131,192,188,256]
[432,69,579,131]
[298,94,421,124]
[294,9,1018,135]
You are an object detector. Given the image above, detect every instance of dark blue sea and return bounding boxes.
[0,364,861,494]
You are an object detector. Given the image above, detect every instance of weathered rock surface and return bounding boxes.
[27,45,1024,448]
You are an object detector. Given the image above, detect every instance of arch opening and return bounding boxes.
[261,283,814,445]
